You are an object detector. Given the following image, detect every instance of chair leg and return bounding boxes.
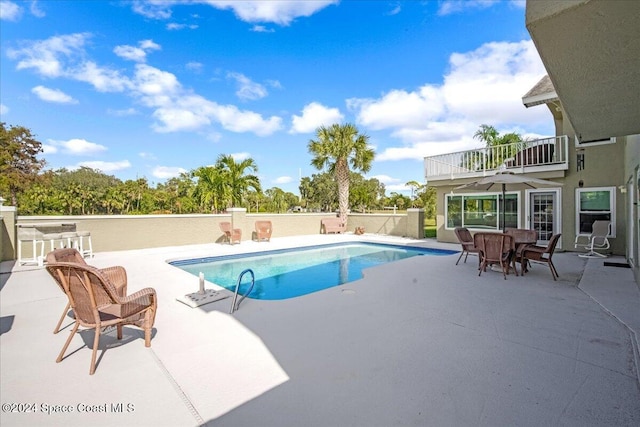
[456,250,465,265]
[57,322,80,363]
[53,301,71,334]
[89,326,101,375]
[117,324,123,340]
[549,260,558,280]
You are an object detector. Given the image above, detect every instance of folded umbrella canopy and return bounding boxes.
[455,171,563,231]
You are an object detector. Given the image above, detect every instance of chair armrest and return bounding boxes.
[574,234,590,247]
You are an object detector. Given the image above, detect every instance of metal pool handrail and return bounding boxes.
[230,269,255,314]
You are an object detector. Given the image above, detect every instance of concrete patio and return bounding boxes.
[1,234,639,426]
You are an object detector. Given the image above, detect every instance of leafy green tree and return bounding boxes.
[215,154,261,208]
[301,172,338,212]
[308,123,375,222]
[0,123,46,206]
[350,173,385,212]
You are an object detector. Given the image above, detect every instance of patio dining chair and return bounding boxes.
[45,261,157,375]
[45,248,127,334]
[454,227,480,266]
[522,233,562,280]
[475,232,515,279]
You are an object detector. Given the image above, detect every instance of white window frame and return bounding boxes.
[445,191,520,231]
[575,186,616,238]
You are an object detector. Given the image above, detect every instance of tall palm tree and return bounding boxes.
[215,154,261,208]
[308,123,375,223]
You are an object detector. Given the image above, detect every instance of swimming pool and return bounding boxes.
[170,242,456,300]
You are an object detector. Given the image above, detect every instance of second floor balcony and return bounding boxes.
[424,135,569,182]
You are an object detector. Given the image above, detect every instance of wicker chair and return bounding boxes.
[219,221,241,244]
[45,248,127,334]
[255,220,272,242]
[453,227,480,266]
[522,233,562,280]
[474,232,515,279]
[45,262,157,375]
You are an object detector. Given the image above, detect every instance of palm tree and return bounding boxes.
[473,124,524,169]
[192,166,228,213]
[405,180,423,207]
[215,154,261,208]
[308,123,375,223]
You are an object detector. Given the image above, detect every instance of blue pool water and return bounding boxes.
[170,242,456,300]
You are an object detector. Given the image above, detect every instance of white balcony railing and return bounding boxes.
[424,135,569,181]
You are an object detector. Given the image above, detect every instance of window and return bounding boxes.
[446,193,518,230]
[575,187,615,237]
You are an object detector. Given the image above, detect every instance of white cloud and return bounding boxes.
[31,85,78,104]
[290,102,344,134]
[227,72,268,101]
[8,34,284,137]
[139,152,157,160]
[274,176,292,184]
[114,39,160,63]
[251,25,274,33]
[131,0,172,19]
[30,1,45,18]
[231,152,251,161]
[0,104,8,115]
[350,40,550,162]
[108,107,139,116]
[74,160,131,172]
[48,138,108,155]
[152,166,187,179]
[0,1,21,21]
[7,32,89,77]
[166,23,198,30]
[438,0,525,16]
[186,61,203,72]
[371,174,401,185]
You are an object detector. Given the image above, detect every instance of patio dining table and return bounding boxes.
[505,229,538,275]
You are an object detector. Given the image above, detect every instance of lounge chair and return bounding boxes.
[255,220,272,242]
[45,261,157,375]
[45,248,127,334]
[574,220,610,258]
[220,221,241,244]
[474,232,515,279]
[453,227,480,265]
[522,233,562,280]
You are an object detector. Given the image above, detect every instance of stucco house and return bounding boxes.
[425,0,640,281]
[425,73,626,255]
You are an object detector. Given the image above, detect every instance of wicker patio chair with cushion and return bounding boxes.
[45,248,127,334]
[522,233,561,281]
[475,232,515,280]
[454,227,480,265]
[574,220,611,258]
[219,221,242,244]
[45,262,157,375]
[255,220,272,242]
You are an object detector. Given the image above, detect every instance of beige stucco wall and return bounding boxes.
[0,207,17,262]
[2,210,424,261]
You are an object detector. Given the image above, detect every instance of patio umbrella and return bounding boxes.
[455,171,563,231]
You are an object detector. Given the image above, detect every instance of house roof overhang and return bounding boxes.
[525,0,640,142]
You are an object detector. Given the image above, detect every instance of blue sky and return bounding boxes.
[0,0,552,195]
